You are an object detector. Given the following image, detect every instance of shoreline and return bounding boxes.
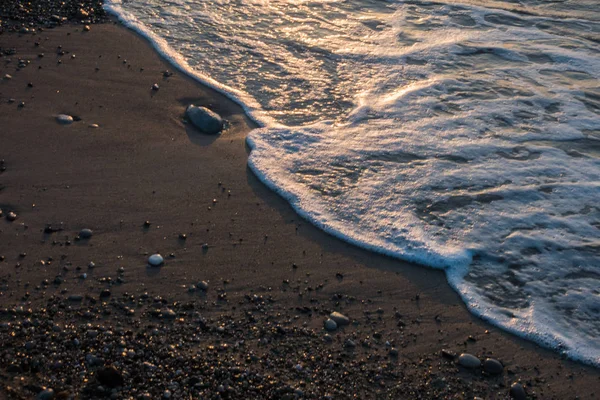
[0,18,598,399]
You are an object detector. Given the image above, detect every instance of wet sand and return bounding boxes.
[0,21,599,399]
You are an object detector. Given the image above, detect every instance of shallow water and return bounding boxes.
[105,0,600,365]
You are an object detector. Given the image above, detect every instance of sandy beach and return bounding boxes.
[0,16,599,399]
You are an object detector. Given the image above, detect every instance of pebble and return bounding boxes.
[88,123,99,128]
[152,83,160,91]
[161,309,177,319]
[510,382,527,400]
[324,318,337,331]
[68,294,83,301]
[97,366,124,388]
[3,74,12,80]
[186,104,224,135]
[83,25,91,31]
[483,358,504,375]
[196,281,209,291]
[148,254,164,267]
[329,311,350,326]
[79,228,93,238]
[457,353,481,369]
[389,348,399,357]
[37,388,54,400]
[6,211,17,221]
[56,114,74,124]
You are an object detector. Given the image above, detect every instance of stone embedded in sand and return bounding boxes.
[151,83,159,91]
[329,311,350,326]
[458,353,481,369]
[79,228,93,239]
[483,358,503,375]
[56,114,74,124]
[510,382,526,400]
[88,123,99,128]
[324,318,337,331]
[84,25,91,32]
[186,104,223,135]
[6,211,17,221]
[197,281,209,291]
[148,254,164,267]
[3,74,12,80]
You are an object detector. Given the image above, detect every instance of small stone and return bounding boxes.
[389,348,399,357]
[324,319,337,331]
[84,25,91,32]
[148,254,164,267]
[196,281,209,291]
[97,366,124,388]
[3,74,12,80]
[6,211,17,221]
[68,294,83,301]
[100,289,111,298]
[510,382,527,400]
[186,104,224,135]
[458,353,481,369]
[483,358,504,375]
[163,390,171,399]
[88,123,99,128]
[37,388,55,400]
[329,311,350,326]
[79,228,93,239]
[161,309,176,319]
[152,83,160,91]
[56,114,74,124]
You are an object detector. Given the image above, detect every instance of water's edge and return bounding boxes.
[103,1,599,368]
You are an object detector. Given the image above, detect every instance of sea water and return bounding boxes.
[105,0,600,366]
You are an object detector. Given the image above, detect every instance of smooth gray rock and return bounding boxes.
[483,358,503,375]
[458,353,481,369]
[186,105,223,134]
[56,114,74,124]
[324,319,337,331]
[148,254,164,267]
[329,311,350,326]
[79,228,93,239]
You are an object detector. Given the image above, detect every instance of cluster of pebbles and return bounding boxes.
[0,0,107,34]
[0,290,531,400]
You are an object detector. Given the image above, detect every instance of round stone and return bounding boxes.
[510,382,526,400]
[196,281,209,291]
[329,311,350,326]
[6,211,17,221]
[458,353,481,369]
[324,318,337,331]
[148,254,164,267]
[186,104,224,135]
[56,114,74,124]
[483,358,503,375]
[37,388,54,400]
[79,228,93,239]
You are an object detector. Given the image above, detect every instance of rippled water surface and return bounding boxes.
[106,0,600,365]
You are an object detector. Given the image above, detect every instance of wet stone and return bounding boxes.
[324,318,337,331]
[37,388,54,400]
[56,114,74,124]
[186,104,223,135]
[79,228,93,238]
[510,382,526,400]
[148,254,164,267]
[329,311,350,326]
[483,358,504,375]
[458,353,481,369]
[6,211,17,221]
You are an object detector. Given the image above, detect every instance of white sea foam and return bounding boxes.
[105,0,600,366]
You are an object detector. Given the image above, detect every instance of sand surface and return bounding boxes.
[0,22,599,398]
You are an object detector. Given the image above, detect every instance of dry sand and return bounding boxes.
[0,22,599,398]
